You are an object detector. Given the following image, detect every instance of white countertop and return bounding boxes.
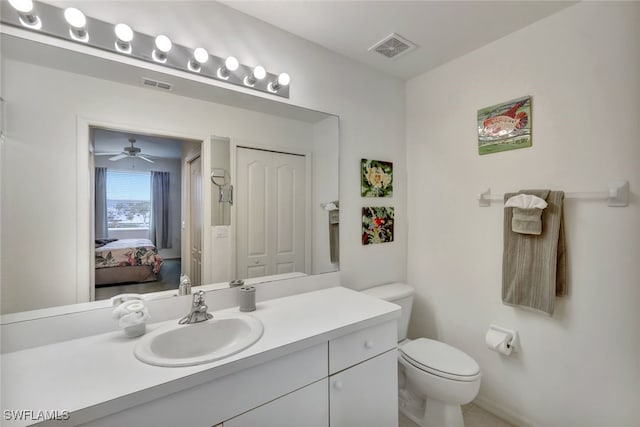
[1,287,400,426]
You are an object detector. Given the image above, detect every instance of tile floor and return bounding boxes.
[399,403,514,427]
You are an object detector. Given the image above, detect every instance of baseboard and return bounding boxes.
[473,395,538,427]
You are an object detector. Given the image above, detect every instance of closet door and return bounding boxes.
[236,147,305,279]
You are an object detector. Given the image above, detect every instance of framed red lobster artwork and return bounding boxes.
[478,96,532,155]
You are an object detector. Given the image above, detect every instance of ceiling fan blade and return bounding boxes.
[109,153,128,161]
[94,152,121,156]
[138,155,155,163]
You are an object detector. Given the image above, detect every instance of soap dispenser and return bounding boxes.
[178,274,192,296]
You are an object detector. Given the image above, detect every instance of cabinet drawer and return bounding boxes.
[329,321,396,374]
[224,379,328,427]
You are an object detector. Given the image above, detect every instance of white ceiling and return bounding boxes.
[93,128,185,159]
[223,1,576,80]
[42,1,576,81]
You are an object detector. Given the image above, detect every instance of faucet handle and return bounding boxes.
[192,290,206,306]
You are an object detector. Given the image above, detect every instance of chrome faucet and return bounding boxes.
[179,291,213,324]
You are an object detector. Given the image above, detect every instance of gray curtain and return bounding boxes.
[94,167,108,239]
[150,171,171,249]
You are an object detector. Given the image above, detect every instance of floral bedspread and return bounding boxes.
[95,239,163,274]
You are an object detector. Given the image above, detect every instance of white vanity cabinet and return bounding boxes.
[329,321,398,427]
[81,321,397,427]
[3,288,401,427]
[223,321,398,427]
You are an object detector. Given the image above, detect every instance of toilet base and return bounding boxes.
[422,396,464,427]
[399,388,465,427]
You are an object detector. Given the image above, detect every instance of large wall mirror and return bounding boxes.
[0,31,340,317]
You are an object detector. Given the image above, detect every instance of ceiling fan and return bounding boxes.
[95,137,155,163]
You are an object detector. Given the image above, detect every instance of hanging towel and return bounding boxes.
[505,194,548,235]
[502,190,567,315]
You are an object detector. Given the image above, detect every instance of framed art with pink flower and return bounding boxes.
[361,159,393,197]
[362,207,394,245]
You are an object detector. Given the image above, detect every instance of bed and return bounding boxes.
[95,238,164,286]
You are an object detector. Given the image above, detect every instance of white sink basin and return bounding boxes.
[134,313,264,367]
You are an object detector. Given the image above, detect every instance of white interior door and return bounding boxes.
[236,147,306,279]
[188,155,203,286]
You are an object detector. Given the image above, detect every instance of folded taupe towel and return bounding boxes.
[505,194,548,235]
[502,190,567,315]
[512,207,544,235]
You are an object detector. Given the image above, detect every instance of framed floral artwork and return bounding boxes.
[361,159,393,197]
[362,207,394,245]
[478,95,532,155]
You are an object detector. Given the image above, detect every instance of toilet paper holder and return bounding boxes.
[488,324,519,352]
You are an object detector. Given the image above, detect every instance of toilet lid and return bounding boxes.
[400,338,480,381]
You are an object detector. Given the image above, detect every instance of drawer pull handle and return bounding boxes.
[364,340,374,349]
[334,380,343,390]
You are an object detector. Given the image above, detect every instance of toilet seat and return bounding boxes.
[399,338,481,382]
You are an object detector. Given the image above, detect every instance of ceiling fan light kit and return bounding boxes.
[95,137,155,163]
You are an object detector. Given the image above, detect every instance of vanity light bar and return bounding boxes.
[0,0,290,98]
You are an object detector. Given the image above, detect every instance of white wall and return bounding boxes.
[406,3,640,426]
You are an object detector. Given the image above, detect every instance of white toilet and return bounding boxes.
[362,283,481,427]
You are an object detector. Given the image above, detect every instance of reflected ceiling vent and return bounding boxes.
[141,77,173,91]
[368,33,417,60]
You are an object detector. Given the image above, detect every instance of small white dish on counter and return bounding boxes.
[134,313,264,367]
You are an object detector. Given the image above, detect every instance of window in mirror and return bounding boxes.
[106,170,151,231]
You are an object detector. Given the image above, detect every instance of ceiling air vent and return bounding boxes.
[141,77,173,91]
[368,33,417,60]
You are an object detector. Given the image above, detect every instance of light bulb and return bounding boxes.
[114,23,133,53]
[277,73,290,86]
[8,0,40,28]
[268,72,291,93]
[218,56,239,79]
[193,48,209,64]
[253,66,266,80]
[155,35,172,53]
[152,35,172,63]
[115,23,133,43]
[64,8,86,29]
[188,48,209,72]
[64,7,88,42]
[244,65,266,87]
[225,56,239,71]
[8,0,33,13]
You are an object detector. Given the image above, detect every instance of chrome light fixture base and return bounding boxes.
[0,0,290,98]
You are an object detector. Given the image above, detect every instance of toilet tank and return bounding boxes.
[361,283,414,342]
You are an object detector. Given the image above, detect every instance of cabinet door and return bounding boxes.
[224,379,328,427]
[330,349,398,427]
